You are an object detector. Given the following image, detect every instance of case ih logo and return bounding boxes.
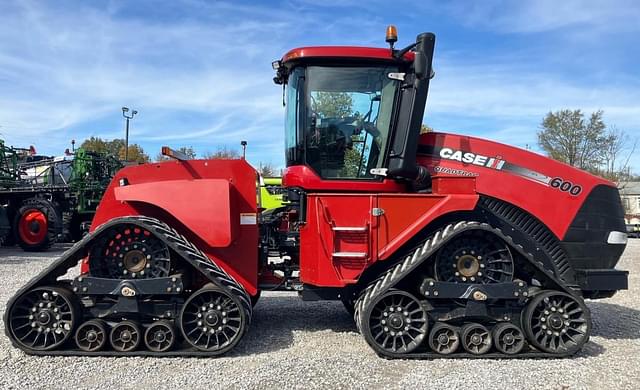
[439,147,506,170]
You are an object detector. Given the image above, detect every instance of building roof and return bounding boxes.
[618,181,640,195]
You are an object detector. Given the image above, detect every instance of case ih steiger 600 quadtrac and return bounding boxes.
[5,28,629,358]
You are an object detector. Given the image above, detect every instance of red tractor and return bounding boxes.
[5,28,628,358]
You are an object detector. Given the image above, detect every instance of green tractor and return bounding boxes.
[0,142,122,250]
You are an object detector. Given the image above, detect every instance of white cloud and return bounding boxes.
[0,0,637,170]
[444,0,640,33]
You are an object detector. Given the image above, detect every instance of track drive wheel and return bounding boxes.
[179,285,247,354]
[110,321,142,352]
[522,290,591,355]
[14,198,61,251]
[75,319,108,352]
[144,320,176,352]
[7,286,78,351]
[434,230,514,284]
[361,289,429,355]
[492,323,525,355]
[461,323,492,355]
[428,323,460,355]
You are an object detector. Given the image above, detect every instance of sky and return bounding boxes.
[0,0,638,171]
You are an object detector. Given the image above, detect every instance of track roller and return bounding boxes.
[179,285,248,354]
[361,289,428,354]
[75,320,108,352]
[460,323,492,355]
[110,321,142,352]
[428,323,460,355]
[492,323,525,355]
[7,286,78,351]
[522,290,590,355]
[144,320,176,352]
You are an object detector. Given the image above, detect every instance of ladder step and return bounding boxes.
[332,252,368,259]
[332,226,368,232]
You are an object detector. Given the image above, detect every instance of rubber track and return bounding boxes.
[4,215,252,357]
[354,221,582,359]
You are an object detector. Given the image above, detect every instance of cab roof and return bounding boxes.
[282,46,415,63]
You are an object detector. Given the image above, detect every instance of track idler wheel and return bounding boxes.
[428,323,460,355]
[89,224,171,279]
[522,290,591,355]
[7,286,78,351]
[362,289,428,354]
[75,320,108,352]
[460,323,492,355]
[144,320,176,352]
[179,285,247,354]
[110,321,142,352]
[492,323,525,355]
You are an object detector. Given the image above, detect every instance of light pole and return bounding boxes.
[241,140,247,159]
[122,107,138,161]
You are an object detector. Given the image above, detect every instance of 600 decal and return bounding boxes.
[550,177,582,196]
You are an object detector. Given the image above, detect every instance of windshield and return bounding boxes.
[284,65,399,179]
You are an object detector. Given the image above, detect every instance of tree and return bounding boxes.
[155,146,197,161]
[202,146,240,159]
[538,109,637,180]
[80,137,149,163]
[258,162,277,177]
[312,92,353,118]
[119,144,150,163]
[538,109,606,170]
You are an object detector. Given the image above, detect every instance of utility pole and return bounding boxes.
[122,107,138,161]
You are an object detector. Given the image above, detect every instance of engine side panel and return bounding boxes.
[90,159,260,295]
[417,131,627,275]
[417,132,614,239]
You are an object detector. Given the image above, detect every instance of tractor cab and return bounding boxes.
[273,28,436,191]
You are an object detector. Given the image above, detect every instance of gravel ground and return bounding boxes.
[0,241,638,390]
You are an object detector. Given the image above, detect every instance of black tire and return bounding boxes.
[144,320,176,352]
[361,289,429,355]
[13,198,62,251]
[0,206,11,246]
[460,323,492,355]
[428,323,460,355]
[522,290,591,355]
[179,285,248,354]
[7,286,79,351]
[110,321,142,352]
[492,323,525,355]
[75,319,108,352]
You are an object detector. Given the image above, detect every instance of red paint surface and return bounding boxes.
[283,165,405,192]
[282,46,414,63]
[299,192,478,287]
[114,179,235,247]
[418,132,614,239]
[89,159,260,295]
